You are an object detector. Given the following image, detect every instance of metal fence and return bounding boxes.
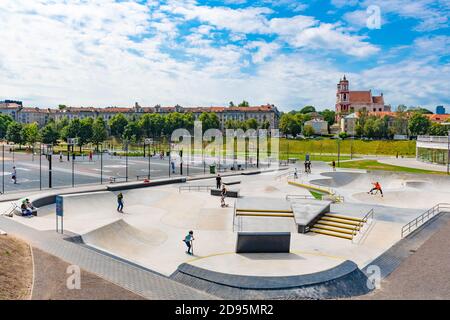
[401,203,450,238]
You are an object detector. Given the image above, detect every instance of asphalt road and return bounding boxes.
[0,152,209,194]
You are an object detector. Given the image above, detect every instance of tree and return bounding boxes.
[0,114,13,139]
[300,105,316,114]
[319,109,336,126]
[109,113,128,138]
[261,120,270,130]
[92,117,108,150]
[198,112,220,132]
[122,121,141,143]
[229,101,235,107]
[58,104,67,110]
[40,122,60,145]
[279,114,301,137]
[21,123,40,146]
[363,118,375,138]
[303,125,315,137]
[6,122,23,145]
[65,118,81,141]
[56,116,70,132]
[238,100,249,107]
[245,118,258,130]
[338,132,348,139]
[408,112,431,136]
[428,122,448,136]
[410,107,433,114]
[78,117,94,151]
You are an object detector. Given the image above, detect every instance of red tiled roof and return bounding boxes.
[349,91,372,103]
[425,114,450,122]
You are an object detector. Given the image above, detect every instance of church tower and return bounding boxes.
[336,75,350,118]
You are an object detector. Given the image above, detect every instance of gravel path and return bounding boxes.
[31,247,145,300]
[358,215,450,299]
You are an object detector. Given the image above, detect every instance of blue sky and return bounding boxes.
[0,0,449,112]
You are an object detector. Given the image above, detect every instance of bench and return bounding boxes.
[210,189,239,198]
[236,232,291,253]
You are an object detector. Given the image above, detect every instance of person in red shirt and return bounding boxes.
[368,182,383,197]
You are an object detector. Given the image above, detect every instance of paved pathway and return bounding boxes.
[358,213,450,299]
[375,156,448,172]
[0,216,217,300]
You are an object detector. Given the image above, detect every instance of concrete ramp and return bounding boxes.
[290,199,332,233]
[82,219,168,258]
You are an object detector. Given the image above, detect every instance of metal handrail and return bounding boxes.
[401,203,450,238]
[351,208,375,242]
[285,194,315,201]
[178,185,214,193]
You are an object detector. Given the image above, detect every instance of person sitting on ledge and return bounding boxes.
[20,202,33,217]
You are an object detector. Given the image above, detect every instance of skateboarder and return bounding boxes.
[216,174,222,189]
[183,230,195,255]
[306,161,311,174]
[117,192,124,212]
[368,182,383,197]
[220,185,228,208]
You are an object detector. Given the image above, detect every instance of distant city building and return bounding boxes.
[0,100,23,121]
[335,75,391,121]
[436,105,446,115]
[304,118,328,135]
[340,113,358,136]
[1,102,280,130]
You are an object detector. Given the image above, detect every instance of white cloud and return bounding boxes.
[0,0,447,112]
[291,23,380,57]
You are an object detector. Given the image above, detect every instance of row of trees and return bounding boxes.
[355,110,449,139]
[0,110,273,150]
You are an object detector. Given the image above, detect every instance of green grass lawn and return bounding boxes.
[336,159,446,175]
[280,138,416,157]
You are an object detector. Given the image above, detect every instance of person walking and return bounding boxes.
[216,174,222,189]
[117,192,124,213]
[308,161,312,173]
[183,230,195,255]
[332,160,336,171]
[304,160,308,174]
[11,166,17,184]
[294,167,298,179]
[89,151,93,162]
[59,152,63,162]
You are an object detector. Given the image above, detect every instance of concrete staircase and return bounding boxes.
[310,213,365,240]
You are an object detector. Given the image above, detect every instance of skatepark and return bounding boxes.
[1,162,449,299]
